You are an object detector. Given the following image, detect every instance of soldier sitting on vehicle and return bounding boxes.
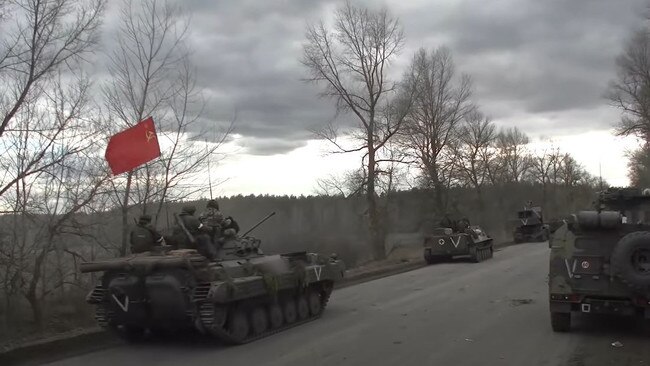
[199,199,224,242]
[129,214,164,254]
[439,212,457,232]
[199,199,240,244]
[175,205,217,261]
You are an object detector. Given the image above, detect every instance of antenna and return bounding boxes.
[599,161,603,191]
[206,139,213,199]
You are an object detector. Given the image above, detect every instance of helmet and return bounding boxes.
[207,199,219,210]
[181,205,196,215]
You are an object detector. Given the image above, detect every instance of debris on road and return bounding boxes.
[464,338,474,342]
[611,341,623,348]
[510,298,534,306]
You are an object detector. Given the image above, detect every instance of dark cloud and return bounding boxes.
[398,0,647,127]
[173,0,649,153]
[236,137,308,156]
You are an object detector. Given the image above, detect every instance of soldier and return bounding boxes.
[439,212,459,233]
[176,205,217,261]
[129,214,164,254]
[199,199,224,242]
[221,215,240,238]
[199,199,240,242]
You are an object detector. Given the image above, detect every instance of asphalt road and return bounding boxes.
[45,243,650,366]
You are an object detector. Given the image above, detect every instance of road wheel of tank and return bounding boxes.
[268,303,284,329]
[638,317,650,336]
[308,291,322,316]
[550,312,571,332]
[282,298,297,324]
[250,306,268,335]
[297,295,310,320]
[227,308,250,342]
[424,249,435,265]
[612,231,650,290]
[469,247,481,263]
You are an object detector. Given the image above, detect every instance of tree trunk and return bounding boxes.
[26,247,49,328]
[366,140,385,260]
[4,296,13,328]
[432,164,444,211]
[25,292,43,329]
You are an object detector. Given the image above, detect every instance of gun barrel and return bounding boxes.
[242,211,276,237]
[174,213,196,244]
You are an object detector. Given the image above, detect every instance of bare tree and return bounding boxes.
[627,146,650,187]
[0,75,109,326]
[607,27,650,141]
[302,1,408,259]
[397,47,474,211]
[315,170,365,198]
[103,0,232,256]
[452,111,496,209]
[0,0,104,198]
[495,127,531,184]
[529,147,561,207]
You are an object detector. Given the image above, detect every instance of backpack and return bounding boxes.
[130,225,154,253]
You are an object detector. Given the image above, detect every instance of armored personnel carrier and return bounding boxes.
[423,218,493,264]
[549,188,650,332]
[513,205,549,243]
[80,213,345,344]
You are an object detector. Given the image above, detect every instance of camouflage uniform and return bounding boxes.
[199,199,240,244]
[130,215,163,254]
[176,205,217,261]
[199,199,224,243]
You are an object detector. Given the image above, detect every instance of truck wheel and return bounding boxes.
[612,231,650,290]
[550,312,571,332]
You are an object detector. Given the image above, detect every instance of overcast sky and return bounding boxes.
[131,0,648,196]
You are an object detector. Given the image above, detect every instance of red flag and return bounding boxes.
[105,117,161,175]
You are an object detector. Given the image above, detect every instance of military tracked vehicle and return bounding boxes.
[80,212,345,344]
[513,205,549,243]
[549,187,650,332]
[423,218,493,264]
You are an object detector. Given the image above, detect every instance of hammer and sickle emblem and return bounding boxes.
[145,130,155,143]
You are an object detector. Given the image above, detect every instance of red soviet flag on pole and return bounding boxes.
[105,117,161,175]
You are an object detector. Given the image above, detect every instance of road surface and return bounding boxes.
[46,243,649,366]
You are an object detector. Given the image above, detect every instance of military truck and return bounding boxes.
[549,187,650,332]
[513,205,549,243]
[80,213,345,344]
[423,218,493,264]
